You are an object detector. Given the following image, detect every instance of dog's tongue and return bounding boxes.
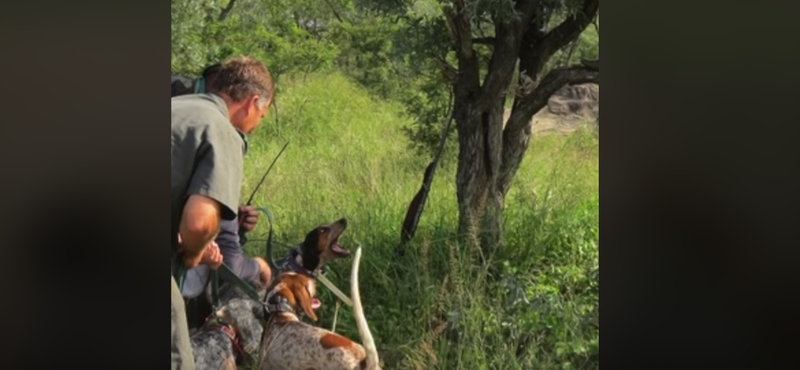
[312,298,321,310]
[331,243,350,255]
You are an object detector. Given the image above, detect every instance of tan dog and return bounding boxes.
[258,247,380,370]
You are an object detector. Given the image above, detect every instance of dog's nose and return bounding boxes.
[338,217,348,227]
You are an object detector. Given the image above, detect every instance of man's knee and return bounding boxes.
[253,257,272,286]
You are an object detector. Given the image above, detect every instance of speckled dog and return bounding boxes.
[258,247,381,370]
[189,281,267,370]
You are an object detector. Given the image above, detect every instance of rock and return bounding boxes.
[553,84,599,101]
[545,84,599,119]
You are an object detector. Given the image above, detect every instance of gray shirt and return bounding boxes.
[171,93,248,253]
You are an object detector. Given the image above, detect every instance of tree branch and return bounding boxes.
[511,65,598,128]
[581,58,599,70]
[442,0,481,100]
[476,0,540,109]
[442,0,475,61]
[518,0,599,81]
[218,0,237,21]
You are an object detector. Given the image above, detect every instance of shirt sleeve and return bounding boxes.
[185,125,244,221]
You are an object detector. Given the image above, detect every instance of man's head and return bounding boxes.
[207,57,274,135]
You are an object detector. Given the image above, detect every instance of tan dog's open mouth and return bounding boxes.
[330,237,349,257]
[327,218,350,257]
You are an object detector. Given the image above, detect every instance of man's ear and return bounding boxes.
[289,280,318,321]
[247,95,261,112]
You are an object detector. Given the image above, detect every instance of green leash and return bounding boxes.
[256,206,277,275]
[210,268,220,307]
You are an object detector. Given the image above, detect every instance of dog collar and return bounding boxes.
[265,295,294,314]
[204,316,247,360]
[287,248,317,279]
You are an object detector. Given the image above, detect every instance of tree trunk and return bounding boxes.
[455,97,506,257]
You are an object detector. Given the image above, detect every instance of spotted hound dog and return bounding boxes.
[258,246,381,370]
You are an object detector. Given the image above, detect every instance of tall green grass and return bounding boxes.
[241,72,599,370]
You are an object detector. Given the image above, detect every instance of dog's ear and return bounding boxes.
[300,228,323,271]
[288,278,318,321]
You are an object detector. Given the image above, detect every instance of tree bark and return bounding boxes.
[454,99,506,257]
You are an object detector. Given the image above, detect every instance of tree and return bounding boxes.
[357,0,600,257]
[446,0,599,257]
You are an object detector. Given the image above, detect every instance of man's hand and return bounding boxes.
[199,242,223,270]
[238,205,259,232]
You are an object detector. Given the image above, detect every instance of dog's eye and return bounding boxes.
[319,229,327,234]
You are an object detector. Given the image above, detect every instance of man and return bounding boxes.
[202,63,272,289]
[171,63,272,301]
[171,56,275,370]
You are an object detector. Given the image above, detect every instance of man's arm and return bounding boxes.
[179,123,244,266]
[179,194,223,264]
